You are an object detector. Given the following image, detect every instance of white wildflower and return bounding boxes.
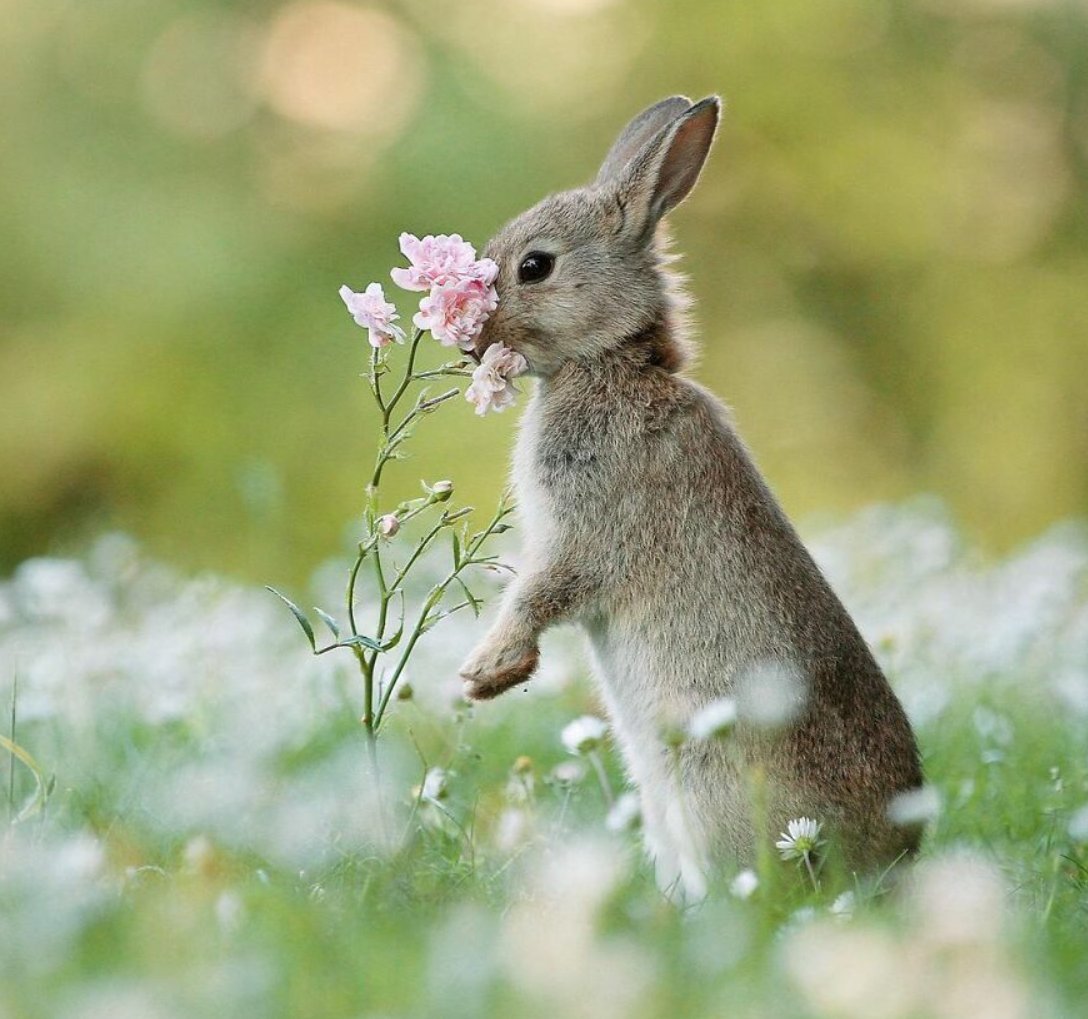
[776,817,824,861]
[550,760,587,786]
[735,659,808,729]
[605,792,641,833]
[830,890,856,919]
[688,697,738,740]
[1069,804,1088,842]
[730,868,759,900]
[886,785,941,827]
[421,767,449,802]
[561,715,608,755]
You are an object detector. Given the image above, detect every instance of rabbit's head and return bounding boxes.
[475,95,720,377]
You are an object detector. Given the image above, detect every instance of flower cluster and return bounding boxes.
[392,233,499,351]
[466,343,529,416]
[340,232,526,416]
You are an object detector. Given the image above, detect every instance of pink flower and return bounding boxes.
[413,277,499,350]
[465,343,529,416]
[391,233,498,292]
[339,282,406,348]
[391,233,500,350]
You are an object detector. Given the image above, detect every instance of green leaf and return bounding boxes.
[335,634,382,650]
[314,607,340,639]
[378,616,405,651]
[453,575,482,618]
[451,532,461,570]
[314,634,383,655]
[265,586,316,651]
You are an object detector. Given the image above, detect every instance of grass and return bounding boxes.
[1,502,1087,1019]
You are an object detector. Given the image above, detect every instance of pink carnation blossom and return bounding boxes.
[339,282,406,348]
[391,233,498,292]
[413,277,499,350]
[465,343,529,416]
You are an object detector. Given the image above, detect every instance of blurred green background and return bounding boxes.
[2,0,1086,586]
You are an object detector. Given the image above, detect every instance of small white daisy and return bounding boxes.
[561,715,608,756]
[775,816,824,861]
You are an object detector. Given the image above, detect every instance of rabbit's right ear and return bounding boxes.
[595,95,693,187]
[609,95,721,244]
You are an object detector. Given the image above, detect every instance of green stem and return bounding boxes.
[363,545,390,693]
[588,750,614,808]
[364,724,389,846]
[392,519,446,591]
[368,330,428,491]
[385,329,425,422]
[372,499,512,731]
[347,544,372,638]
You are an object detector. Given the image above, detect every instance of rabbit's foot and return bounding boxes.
[460,639,540,701]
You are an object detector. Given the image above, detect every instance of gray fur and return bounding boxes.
[594,94,692,187]
[459,95,923,899]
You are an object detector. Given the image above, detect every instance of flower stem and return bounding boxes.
[371,498,513,731]
[588,750,614,808]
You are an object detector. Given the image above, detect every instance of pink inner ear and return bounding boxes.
[654,107,718,216]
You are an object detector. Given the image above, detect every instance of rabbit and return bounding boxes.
[458,95,924,899]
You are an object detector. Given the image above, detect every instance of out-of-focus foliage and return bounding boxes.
[2,0,1087,582]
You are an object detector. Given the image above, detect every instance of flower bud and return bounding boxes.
[378,514,400,538]
[431,480,454,502]
[396,682,414,701]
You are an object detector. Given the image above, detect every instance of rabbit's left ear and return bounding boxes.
[613,95,720,242]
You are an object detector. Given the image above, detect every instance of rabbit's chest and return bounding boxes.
[511,403,607,542]
[516,410,608,502]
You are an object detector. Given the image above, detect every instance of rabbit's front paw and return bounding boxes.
[459,640,540,701]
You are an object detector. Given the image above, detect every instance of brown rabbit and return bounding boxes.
[459,95,923,898]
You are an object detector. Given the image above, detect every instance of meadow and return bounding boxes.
[2,498,1087,1019]
[5,1,1088,1015]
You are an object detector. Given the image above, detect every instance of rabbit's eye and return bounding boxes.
[517,251,555,284]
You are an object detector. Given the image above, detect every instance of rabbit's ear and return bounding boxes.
[614,95,721,242]
[595,95,693,186]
